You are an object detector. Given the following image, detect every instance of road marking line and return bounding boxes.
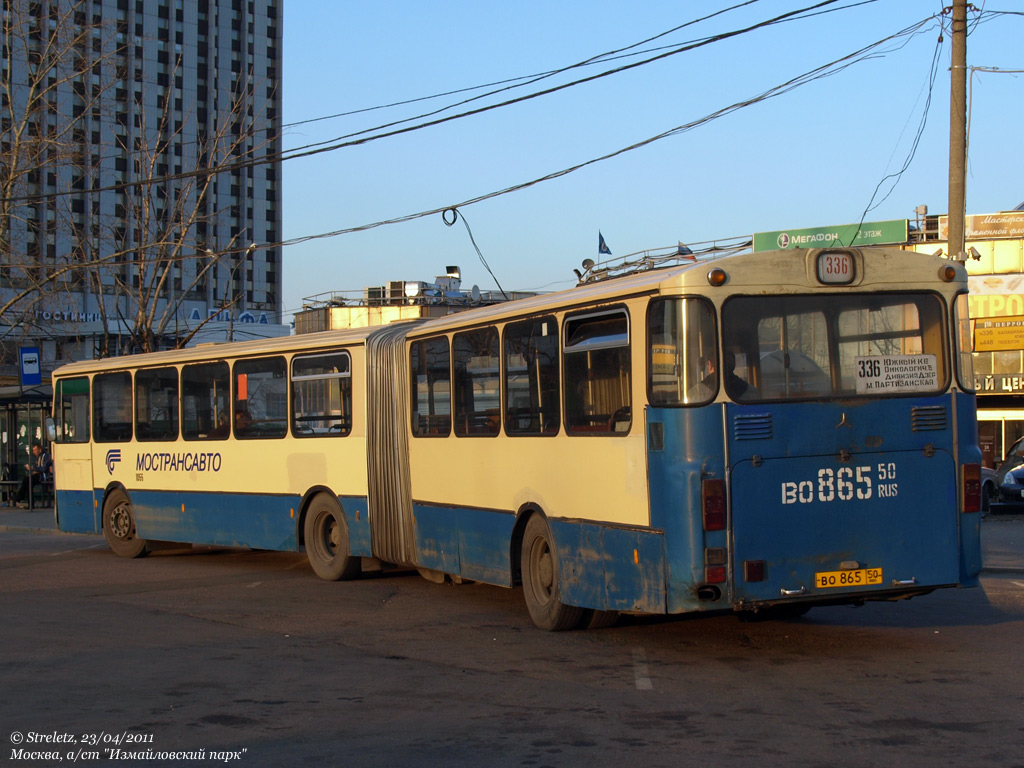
[50,544,104,556]
[632,647,653,690]
[246,581,263,589]
[1011,581,1024,589]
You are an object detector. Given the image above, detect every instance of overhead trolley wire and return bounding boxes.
[1,0,857,206]
[275,16,937,250]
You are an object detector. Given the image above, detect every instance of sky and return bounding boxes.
[280,1,1024,324]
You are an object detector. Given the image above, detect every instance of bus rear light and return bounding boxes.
[744,560,765,582]
[704,565,727,584]
[705,547,727,566]
[962,463,981,513]
[702,478,726,531]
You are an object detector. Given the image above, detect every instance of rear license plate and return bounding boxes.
[815,568,883,589]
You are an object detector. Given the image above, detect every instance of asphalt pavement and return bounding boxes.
[2,503,1022,575]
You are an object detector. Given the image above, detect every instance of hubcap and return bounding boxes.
[110,505,132,540]
[531,538,555,604]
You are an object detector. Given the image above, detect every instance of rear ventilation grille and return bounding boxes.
[733,413,773,441]
[911,405,948,432]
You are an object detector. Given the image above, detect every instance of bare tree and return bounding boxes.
[91,60,274,354]
[1,1,279,362]
[0,0,120,362]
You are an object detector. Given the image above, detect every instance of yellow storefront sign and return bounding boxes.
[975,315,1024,352]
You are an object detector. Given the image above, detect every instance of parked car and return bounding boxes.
[995,436,1024,487]
[999,465,1024,507]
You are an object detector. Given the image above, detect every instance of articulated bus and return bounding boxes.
[50,247,983,630]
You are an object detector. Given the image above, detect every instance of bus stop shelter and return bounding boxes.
[0,384,53,508]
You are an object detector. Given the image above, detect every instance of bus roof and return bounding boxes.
[52,323,388,377]
[52,247,963,377]
[405,246,964,336]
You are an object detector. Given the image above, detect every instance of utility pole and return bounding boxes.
[947,0,968,259]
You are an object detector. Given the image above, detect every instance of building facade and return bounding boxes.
[908,209,1024,467]
[0,0,284,383]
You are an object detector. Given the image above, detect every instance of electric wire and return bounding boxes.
[442,208,508,300]
[0,0,859,206]
[282,0,768,130]
[274,17,937,251]
[856,23,944,224]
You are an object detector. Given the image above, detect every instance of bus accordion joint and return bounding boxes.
[962,463,981,513]
[702,478,726,531]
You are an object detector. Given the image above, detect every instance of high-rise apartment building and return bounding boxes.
[0,0,284,380]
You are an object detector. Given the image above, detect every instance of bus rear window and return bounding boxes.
[722,293,948,400]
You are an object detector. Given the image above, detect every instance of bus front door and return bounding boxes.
[52,441,98,533]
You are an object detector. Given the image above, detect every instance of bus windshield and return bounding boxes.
[721,293,948,401]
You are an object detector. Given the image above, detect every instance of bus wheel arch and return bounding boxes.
[101,485,149,559]
[302,490,361,581]
[518,509,585,631]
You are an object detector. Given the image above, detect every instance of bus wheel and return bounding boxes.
[521,514,583,631]
[102,489,149,559]
[304,493,361,581]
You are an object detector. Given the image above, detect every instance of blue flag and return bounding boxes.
[598,232,611,256]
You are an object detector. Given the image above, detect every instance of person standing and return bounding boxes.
[14,443,52,507]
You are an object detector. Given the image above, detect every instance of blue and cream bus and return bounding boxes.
[50,247,983,629]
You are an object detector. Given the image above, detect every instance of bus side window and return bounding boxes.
[54,377,90,443]
[647,297,717,406]
[453,327,499,437]
[291,351,352,437]
[93,371,133,443]
[564,309,631,434]
[182,361,230,441]
[504,316,560,436]
[234,357,288,439]
[135,367,179,441]
[410,337,451,437]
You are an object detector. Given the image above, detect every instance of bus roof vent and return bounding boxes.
[733,413,773,441]
[910,405,947,432]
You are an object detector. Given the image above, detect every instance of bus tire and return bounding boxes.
[304,493,361,581]
[102,488,149,559]
[521,514,584,631]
